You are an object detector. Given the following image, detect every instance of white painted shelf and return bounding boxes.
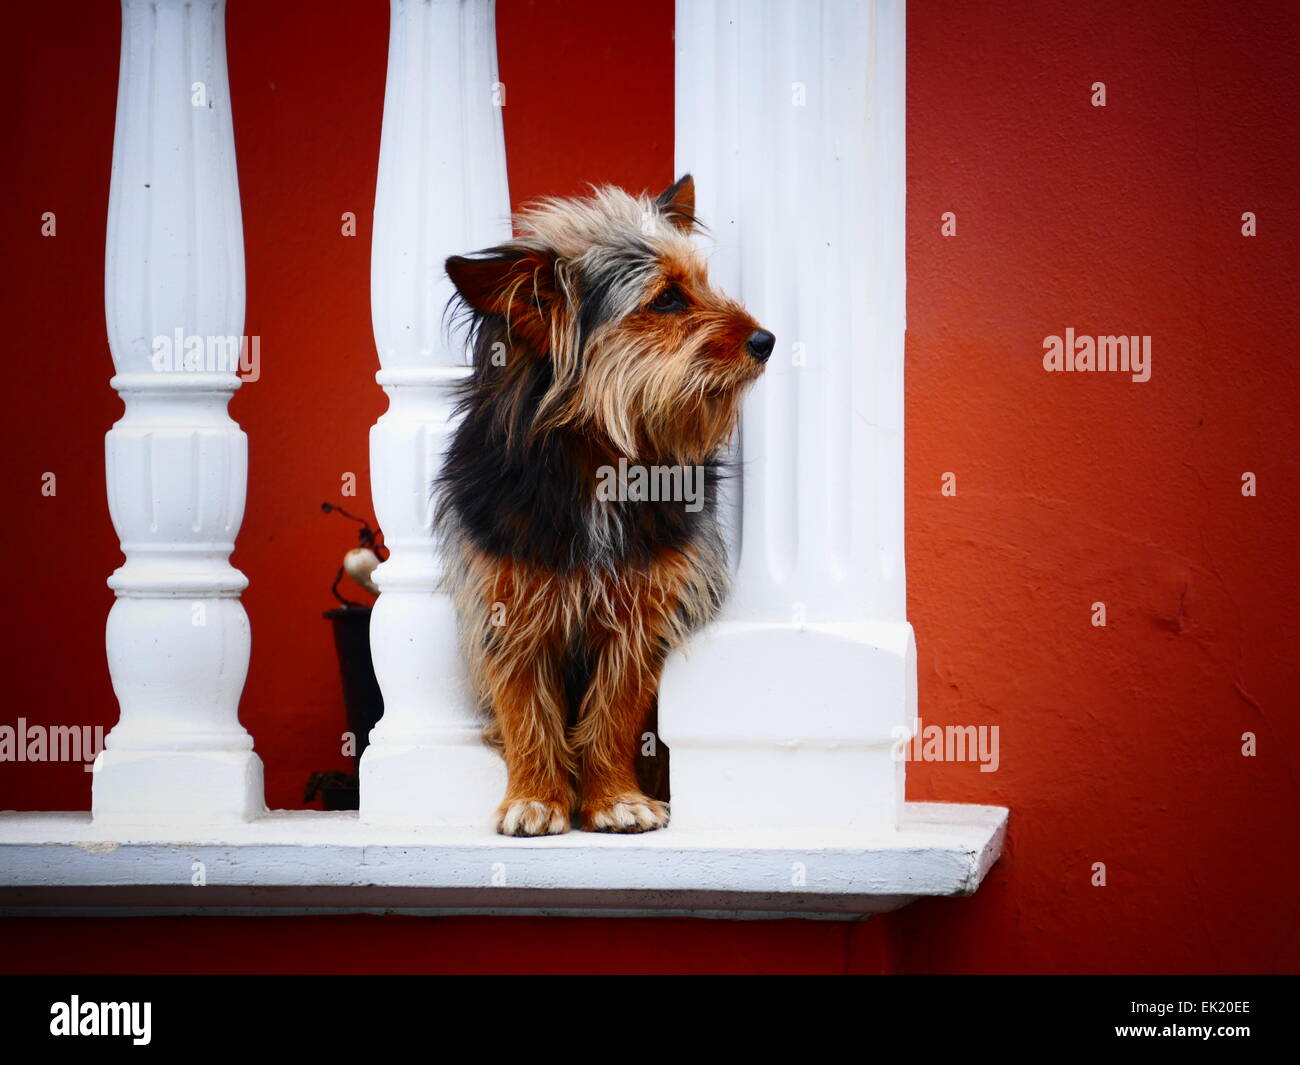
[0,802,1005,919]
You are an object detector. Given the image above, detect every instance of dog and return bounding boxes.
[438,175,772,836]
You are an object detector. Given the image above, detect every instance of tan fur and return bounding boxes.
[491,187,762,461]
[447,527,727,834]
[439,178,767,836]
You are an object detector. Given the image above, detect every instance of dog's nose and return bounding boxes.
[747,329,775,363]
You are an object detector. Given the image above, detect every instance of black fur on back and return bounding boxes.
[435,303,726,573]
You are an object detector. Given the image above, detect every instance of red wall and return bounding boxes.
[1,0,1296,974]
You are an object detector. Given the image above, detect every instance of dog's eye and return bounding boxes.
[648,285,686,313]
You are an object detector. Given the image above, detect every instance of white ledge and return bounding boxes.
[0,802,1006,919]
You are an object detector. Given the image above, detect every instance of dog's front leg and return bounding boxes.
[574,594,672,834]
[482,634,575,837]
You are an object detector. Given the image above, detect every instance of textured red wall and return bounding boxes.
[1,0,1296,974]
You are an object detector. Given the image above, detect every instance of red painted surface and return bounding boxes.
[1,0,1296,974]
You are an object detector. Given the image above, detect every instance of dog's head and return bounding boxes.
[446,175,772,463]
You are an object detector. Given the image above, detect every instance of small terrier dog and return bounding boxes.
[438,176,772,836]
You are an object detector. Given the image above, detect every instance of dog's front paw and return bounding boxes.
[496,798,571,837]
[581,793,670,834]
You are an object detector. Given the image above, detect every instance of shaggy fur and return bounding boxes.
[437,175,772,835]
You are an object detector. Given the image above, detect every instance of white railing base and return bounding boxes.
[669,748,902,834]
[661,620,914,831]
[0,802,1006,918]
[360,741,506,828]
[92,750,265,826]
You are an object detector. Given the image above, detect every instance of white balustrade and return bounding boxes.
[360,0,511,825]
[94,0,265,824]
[0,0,1007,916]
[660,0,913,832]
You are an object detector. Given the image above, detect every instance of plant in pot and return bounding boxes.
[304,502,386,811]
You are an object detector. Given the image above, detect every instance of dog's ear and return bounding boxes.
[446,248,556,316]
[655,174,697,232]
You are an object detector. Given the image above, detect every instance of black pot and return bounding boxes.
[323,606,385,769]
[321,783,360,811]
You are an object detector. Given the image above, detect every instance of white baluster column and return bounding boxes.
[95,0,264,824]
[661,0,913,833]
[361,0,510,825]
